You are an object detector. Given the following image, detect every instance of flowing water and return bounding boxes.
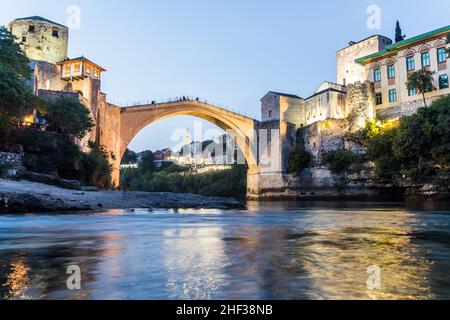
[1,201,450,300]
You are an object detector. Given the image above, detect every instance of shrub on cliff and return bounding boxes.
[322,149,364,174]
[364,95,450,184]
[287,129,312,174]
[81,142,113,189]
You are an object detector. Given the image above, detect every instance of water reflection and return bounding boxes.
[2,257,31,299]
[163,227,229,299]
[0,202,450,300]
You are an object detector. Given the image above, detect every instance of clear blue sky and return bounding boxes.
[1,0,449,152]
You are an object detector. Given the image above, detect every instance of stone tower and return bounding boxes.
[8,16,69,64]
[336,35,392,86]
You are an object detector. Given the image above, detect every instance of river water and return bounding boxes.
[1,201,450,300]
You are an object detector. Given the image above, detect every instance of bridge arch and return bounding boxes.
[111,100,260,186]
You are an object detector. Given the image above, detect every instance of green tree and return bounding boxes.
[0,26,36,131]
[406,69,435,108]
[121,148,137,164]
[45,96,94,140]
[393,95,450,171]
[366,127,400,178]
[395,21,406,43]
[139,150,155,172]
[81,142,113,189]
[0,26,31,79]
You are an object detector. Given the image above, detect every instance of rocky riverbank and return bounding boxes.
[0,179,243,213]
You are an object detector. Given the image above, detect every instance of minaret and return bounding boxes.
[185,128,191,146]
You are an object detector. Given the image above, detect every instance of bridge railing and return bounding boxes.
[106,96,253,118]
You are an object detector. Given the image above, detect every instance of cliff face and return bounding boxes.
[260,118,448,201]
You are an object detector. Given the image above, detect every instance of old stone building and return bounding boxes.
[357,25,450,119]
[257,24,449,198]
[8,16,115,150]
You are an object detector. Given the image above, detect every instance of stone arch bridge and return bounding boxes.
[96,99,265,198]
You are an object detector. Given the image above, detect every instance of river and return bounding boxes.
[1,201,450,300]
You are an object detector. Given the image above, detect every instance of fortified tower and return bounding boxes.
[8,16,69,64]
[336,35,392,86]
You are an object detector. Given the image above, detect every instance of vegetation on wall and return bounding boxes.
[362,96,450,186]
[322,149,365,174]
[286,129,312,174]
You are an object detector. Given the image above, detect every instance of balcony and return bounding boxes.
[438,62,447,71]
[388,78,396,86]
[374,81,381,89]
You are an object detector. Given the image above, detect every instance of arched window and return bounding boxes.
[437,47,447,64]
[387,64,395,79]
[421,51,431,68]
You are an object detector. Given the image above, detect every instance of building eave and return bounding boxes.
[355,25,450,65]
[57,57,107,72]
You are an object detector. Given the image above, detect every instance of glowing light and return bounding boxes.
[22,114,34,126]
[2,258,31,300]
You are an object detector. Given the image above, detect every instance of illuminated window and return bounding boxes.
[439,74,449,89]
[94,68,99,77]
[408,87,417,96]
[406,56,415,72]
[74,63,80,73]
[421,51,430,68]
[374,68,381,82]
[389,89,397,103]
[85,65,91,74]
[375,92,383,105]
[65,63,71,73]
[437,48,447,64]
[387,64,395,79]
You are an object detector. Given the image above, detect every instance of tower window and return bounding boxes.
[21,36,27,43]
[28,25,35,32]
[269,110,273,118]
[52,29,59,38]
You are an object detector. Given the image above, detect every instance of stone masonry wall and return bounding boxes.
[0,152,23,167]
[346,81,376,129]
[8,18,68,64]
[376,96,440,119]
